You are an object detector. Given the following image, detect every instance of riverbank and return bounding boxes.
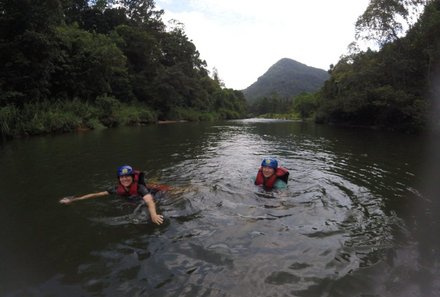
[0,97,244,141]
[257,113,302,121]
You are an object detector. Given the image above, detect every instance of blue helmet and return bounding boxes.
[261,158,278,169]
[117,165,133,177]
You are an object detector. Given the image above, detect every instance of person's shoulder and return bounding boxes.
[274,179,287,189]
[106,185,117,194]
[138,184,150,195]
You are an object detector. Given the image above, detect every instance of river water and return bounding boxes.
[0,119,439,297]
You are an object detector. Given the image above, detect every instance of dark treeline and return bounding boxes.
[0,0,247,138]
[247,94,292,116]
[247,92,319,120]
[250,0,439,133]
[296,0,440,133]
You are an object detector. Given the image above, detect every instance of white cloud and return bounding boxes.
[156,0,370,90]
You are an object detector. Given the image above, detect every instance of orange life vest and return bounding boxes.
[116,170,171,197]
[255,167,289,190]
[116,170,144,196]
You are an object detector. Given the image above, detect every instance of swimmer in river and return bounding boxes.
[254,158,289,190]
[59,165,164,225]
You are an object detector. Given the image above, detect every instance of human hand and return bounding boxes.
[151,214,164,225]
[59,197,74,204]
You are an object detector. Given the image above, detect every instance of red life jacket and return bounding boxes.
[116,170,171,197]
[116,170,144,197]
[255,167,289,190]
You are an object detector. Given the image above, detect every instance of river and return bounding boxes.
[0,119,439,297]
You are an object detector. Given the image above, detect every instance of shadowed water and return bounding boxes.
[0,119,439,297]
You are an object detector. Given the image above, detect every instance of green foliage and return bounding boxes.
[2,0,438,138]
[0,98,158,138]
[166,107,203,121]
[94,95,121,127]
[0,0,66,105]
[0,0,248,139]
[115,102,156,125]
[115,0,164,31]
[293,92,319,119]
[355,0,428,46]
[0,105,18,138]
[53,25,128,101]
[316,0,440,133]
[198,112,217,121]
[217,108,240,120]
[166,107,220,122]
[6,100,94,136]
[258,113,300,120]
[248,94,293,116]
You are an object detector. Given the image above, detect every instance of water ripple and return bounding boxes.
[2,120,434,297]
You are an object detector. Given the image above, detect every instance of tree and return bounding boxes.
[316,0,439,132]
[0,0,65,105]
[51,25,129,101]
[0,0,251,137]
[114,24,160,103]
[355,0,429,46]
[114,0,164,31]
[211,67,225,88]
[293,92,318,119]
[63,0,90,25]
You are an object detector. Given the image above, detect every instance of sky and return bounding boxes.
[155,0,370,90]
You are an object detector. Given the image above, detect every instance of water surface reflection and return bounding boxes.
[0,119,437,296]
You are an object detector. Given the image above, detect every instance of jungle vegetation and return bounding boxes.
[294,0,440,133]
[1,0,438,138]
[0,0,247,138]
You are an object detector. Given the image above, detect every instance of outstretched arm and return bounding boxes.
[59,191,109,204]
[143,193,163,225]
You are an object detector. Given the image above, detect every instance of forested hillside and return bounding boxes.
[243,58,329,102]
[0,0,247,139]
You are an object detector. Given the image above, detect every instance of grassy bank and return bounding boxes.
[0,97,241,140]
[257,113,303,120]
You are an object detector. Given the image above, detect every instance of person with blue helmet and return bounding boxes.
[59,165,164,225]
[254,158,289,190]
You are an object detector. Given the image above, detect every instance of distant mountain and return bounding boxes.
[242,58,330,102]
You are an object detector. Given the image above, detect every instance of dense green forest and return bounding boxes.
[249,0,439,133]
[295,0,440,133]
[1,0,438,139]
[0,0,247,139]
